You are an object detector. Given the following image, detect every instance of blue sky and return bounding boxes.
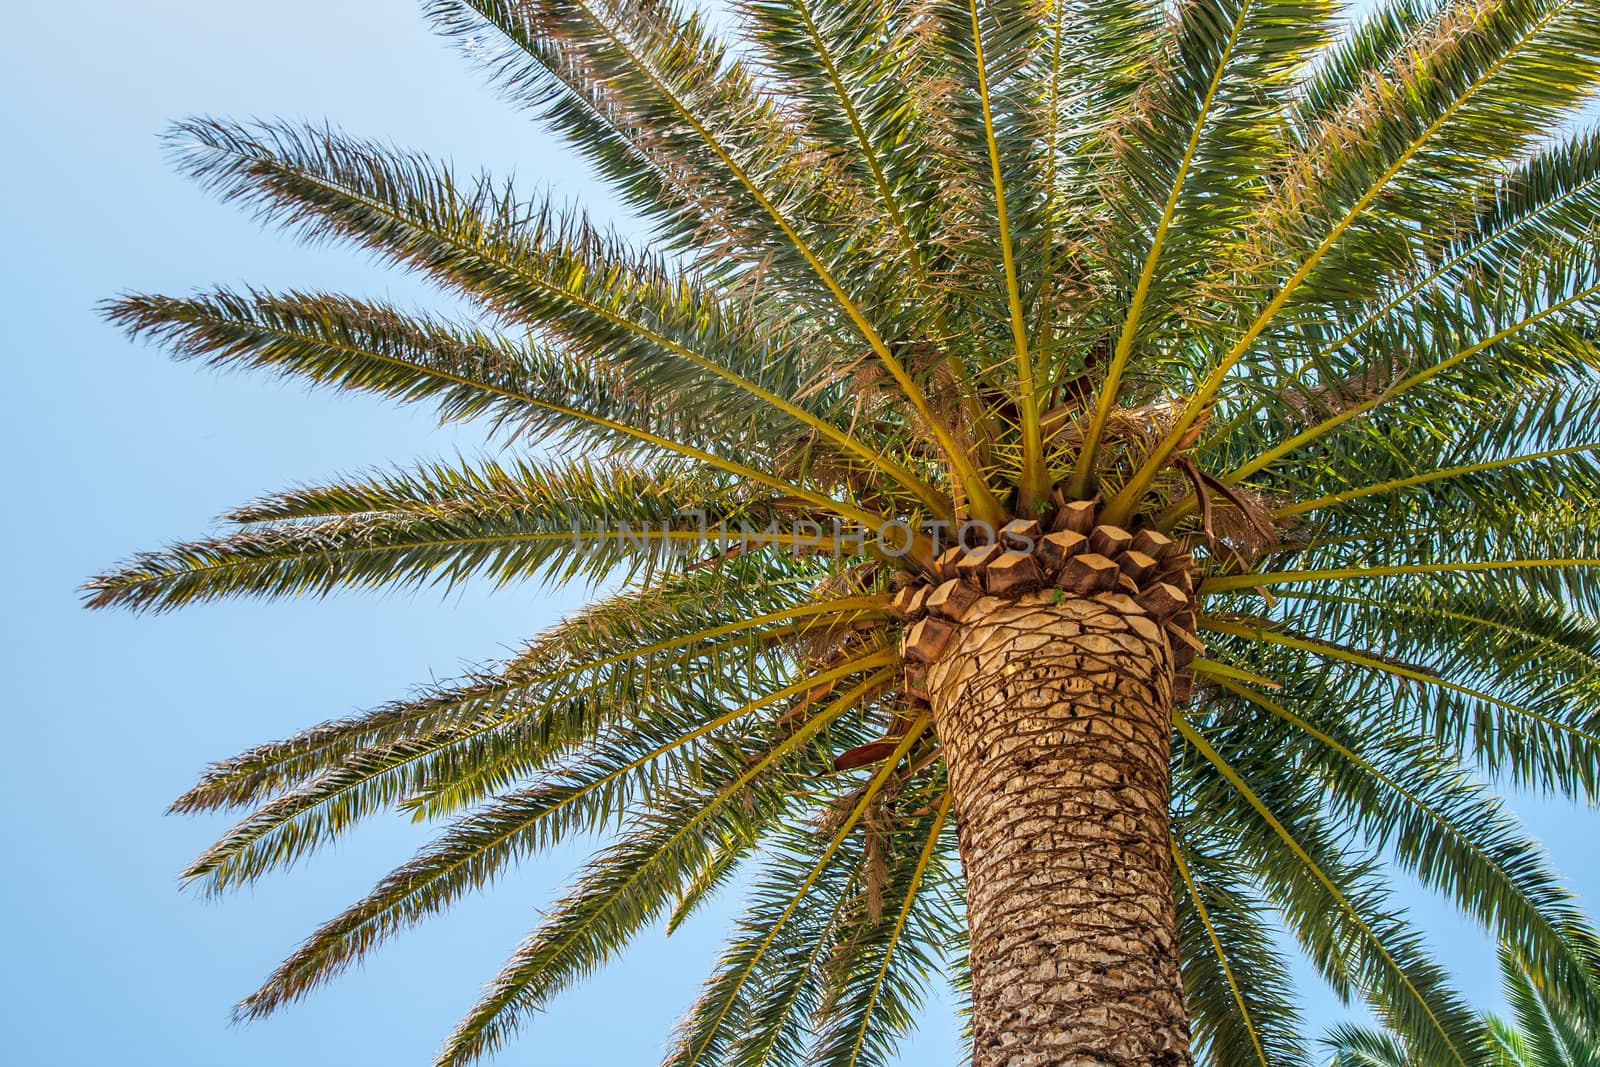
[2,2,1596,1065]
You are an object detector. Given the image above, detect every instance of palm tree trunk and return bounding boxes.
[926,591,1190,1067]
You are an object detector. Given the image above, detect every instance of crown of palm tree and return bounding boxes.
[87,0,1600,1064]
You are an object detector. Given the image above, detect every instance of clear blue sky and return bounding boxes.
[2,3,1595,1065]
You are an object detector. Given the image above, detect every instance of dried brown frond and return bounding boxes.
[1049,397,1184,466]
[1204,483,1280,560]
[864,822,890,923]
[816,781,871,838]
[1279,353,1406,424]
[811,561,883,603]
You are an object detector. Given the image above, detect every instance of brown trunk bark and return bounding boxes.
[926,591,1190,1067]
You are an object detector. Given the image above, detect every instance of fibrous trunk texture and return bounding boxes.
[927,591,1190,1067]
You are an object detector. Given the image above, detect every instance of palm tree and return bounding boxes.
[1329,946,1600,1066]
[86,0,1600,1063]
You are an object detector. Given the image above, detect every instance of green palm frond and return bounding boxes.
[1210,675,1600,1019]
[1499,946,1600,1067]
[438,668,894,1064]
[424,0,771,258]
[236,648,869,1017]
[428,0,857,288]
[667,727,932,1067]
[1325,1022,1415,1067]
[170,560,859,813]
[181,561,887,899]
[804,790,959,1067]
[87,456,775,611]
[1172,832,1308,1066]
[1175,713,1486,1065]
[1074,0,1333,495]
[1328,942,1600,1067]
[668,819,867,1067]
[1108,0,1600,515]
[1293,0,1445,133]
[743,0,942,291]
